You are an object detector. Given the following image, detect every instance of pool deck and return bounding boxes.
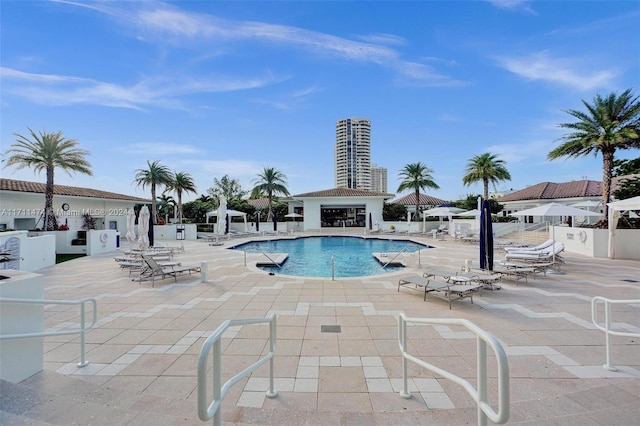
[1,232,639,425]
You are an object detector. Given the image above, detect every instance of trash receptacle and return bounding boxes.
[176,225,185,240]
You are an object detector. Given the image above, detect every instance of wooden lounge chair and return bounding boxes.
[137,254,201,287]
[397,275,482,309]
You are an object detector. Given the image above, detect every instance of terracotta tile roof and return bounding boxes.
[292,188,395,198]
[497,175,639,202]
[0,178,149,202]
[389,193,447,206]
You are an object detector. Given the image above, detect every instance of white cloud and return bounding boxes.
[494,51,618,91]
[57,1,462,87]
[123,143,202,155]
[354,33,407,46]
[1,67,283,109]
[182,159,264,177]
[484,0,535,14]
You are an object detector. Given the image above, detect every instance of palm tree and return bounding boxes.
[167,171,197,223]
[397,162,440,221]
[157,194,176,223]
[4,128,92,230]
[548,89,640,218]
[251,167,290,221]
[462,153,511,201]
[134,160,173,224]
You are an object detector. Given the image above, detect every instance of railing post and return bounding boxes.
[399,315,411,399]
[213,339,222,426]
[267,315,278,398]
[331,255,335,281]
[477,338,488,426]
[603,300,616,371]
[77,301,88,368]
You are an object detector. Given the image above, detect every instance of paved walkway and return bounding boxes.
[1,233,639,425]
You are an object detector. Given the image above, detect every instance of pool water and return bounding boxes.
[233,236,429,278]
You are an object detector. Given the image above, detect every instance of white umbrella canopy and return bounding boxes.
[125,208,136,242]
[511,203,601,218]
[284,212,303,218]
[456,209,481,216]
[422,206,465,217]
[137,206,150,249]
[570,200,601,208]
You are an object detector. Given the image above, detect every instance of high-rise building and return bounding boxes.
[335,118,371,189]
[370,163,388,193]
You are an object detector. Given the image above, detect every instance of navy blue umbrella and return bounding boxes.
[148,205,155,247]
[273,212,278,231]
[255,211,260,232]
[479,200,493,270]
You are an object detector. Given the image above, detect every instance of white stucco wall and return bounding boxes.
[553,226,639,259]
[0,231,55,272]
[0,191,141,236]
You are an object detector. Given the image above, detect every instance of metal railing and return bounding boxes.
[381,245,411,269]
[398,313,510,425]
[591,296,640,371]
[244,249,282,268]
[0,297,97,367]
[197,313,278,425]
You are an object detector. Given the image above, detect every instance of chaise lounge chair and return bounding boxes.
[397,275,482,309]
[503,239,554,253]
[136,254,201,287]
[504,242,564,262]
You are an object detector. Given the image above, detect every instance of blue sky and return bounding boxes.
[2,0,639,202]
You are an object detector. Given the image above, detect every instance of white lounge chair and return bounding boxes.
[505,242,564,262]
[397,275,482,309]
[137,254,201,287]
[504,239,554,253]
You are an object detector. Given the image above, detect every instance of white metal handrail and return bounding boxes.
[197,313,278,425]
[591,296,640,371]
[381,244,411,269]
[398,313,510,425]
[244,249,282,268]
[0,297,97,368]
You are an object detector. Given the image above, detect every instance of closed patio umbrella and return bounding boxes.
[479,200,493,271]
[125,208,136,244]
[217,195,227,236]
[137,205,150,249]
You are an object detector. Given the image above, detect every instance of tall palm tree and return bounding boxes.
[251,167,290,221]
[548,89,640,218]
[462,153,511,201]
[134,160,173,224]
[167,171,197,223]
[397,162,440,221]
[4,128,92,230]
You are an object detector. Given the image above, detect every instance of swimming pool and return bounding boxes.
[232,236,429,278]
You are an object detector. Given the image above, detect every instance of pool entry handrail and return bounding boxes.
[244,248,282,268]
[381,244,411,268]
[591,296,640,371]
[197,313,278,425]
[0,296,97,368]
[398,313,510,425]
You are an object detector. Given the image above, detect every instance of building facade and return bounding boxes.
[335,118,371,190]
[370,163,387,193]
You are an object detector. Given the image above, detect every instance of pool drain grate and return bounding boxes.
[321,325,341,333]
